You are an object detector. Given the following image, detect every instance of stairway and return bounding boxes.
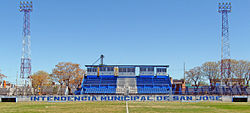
[116,77,137,94]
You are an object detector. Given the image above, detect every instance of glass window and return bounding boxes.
[100,67,106,71]
[148,68,154,71]
[119,68,125,72]
[93,68,97,72]
[107,67,114,71]
[157,68,166,72]
[127,68,135,72]
[132,68,135,72]
[163,68,166,72]
[87,68,91,72]
[140,68,146,71]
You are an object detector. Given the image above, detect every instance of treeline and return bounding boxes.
[185,59,250,88]
[30,62,85,95]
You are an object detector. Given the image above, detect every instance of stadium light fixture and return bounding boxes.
[19,1,33,12]
[218,2,232,13]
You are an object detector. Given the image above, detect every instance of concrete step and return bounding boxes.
[116,77,137,94]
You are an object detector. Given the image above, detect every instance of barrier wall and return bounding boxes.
[1,95,249,102]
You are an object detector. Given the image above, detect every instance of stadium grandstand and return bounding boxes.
[73,54,249,96]
[75,64,172,95]
[74,64,250,95]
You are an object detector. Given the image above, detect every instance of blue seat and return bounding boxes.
[136,76,171,94]
[76,76,118,94]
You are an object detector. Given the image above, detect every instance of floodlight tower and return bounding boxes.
[218,2,232,86]
[19,1,33,85]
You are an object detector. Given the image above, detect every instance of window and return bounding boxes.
[148,67,154,71]
[131,68,135,72]
[100,67,106,71]
[127,68,135,72]
[92,68,97,72]
[107,67,114,71]
[87,68,97,72]
[87,68,91,72]
[157,68,166,72]
[119,68,126,72]
[140,68,146,71]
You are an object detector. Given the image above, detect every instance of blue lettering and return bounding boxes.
[196,96,201,100]
[173,96,179,101]
[124,96,130,101]
[121,96,124,101]
[61,96,67,101]
[186,96,192,101]
[41,96,46,101]
[68,96,73,101]
[54,96,60,101]
[34,96,40,101]
[209,96,215,100]
[157,96,162,101]
[216,96,222,100]
[140,96,146,101]
[163,96,169,101]
[134,96,139,101]
[74,96,81,101]
[180,96,185,100]
[147,96,153,101]
[92,96,97,101]
[114,96,121,101]
[47,96,53,101]
[107,96,110,101]
[130,96,133,101]
[81,96,88,101]
[203,96,208,100]
[101,96,107,101]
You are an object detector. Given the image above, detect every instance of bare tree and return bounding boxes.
[185,66,204,89]
[245,62,250,86]
[189,59,249,87]
[201,62,219,86]
[231,60,250,86]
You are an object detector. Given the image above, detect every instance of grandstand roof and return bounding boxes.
[85,65,169,68]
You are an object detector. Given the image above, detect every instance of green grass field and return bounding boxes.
[0,101,250,113]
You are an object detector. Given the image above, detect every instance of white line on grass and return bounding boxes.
[126,101,129,113]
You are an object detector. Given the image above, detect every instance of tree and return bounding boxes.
[245,62,250,86]
[51,62,85,95]
[0,70,7,80]
[187,59,250,87]
[31,71,51,94]
[230,60,250,86]
[185,66,204,89]
[201,62,219,86]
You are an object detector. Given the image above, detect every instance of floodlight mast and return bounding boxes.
[218,2,232,87]
[19,1,33,85]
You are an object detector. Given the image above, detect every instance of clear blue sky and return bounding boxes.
[0,0,249,83]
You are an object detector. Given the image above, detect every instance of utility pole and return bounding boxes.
[183,62,186,81]
[16,71,18,96]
